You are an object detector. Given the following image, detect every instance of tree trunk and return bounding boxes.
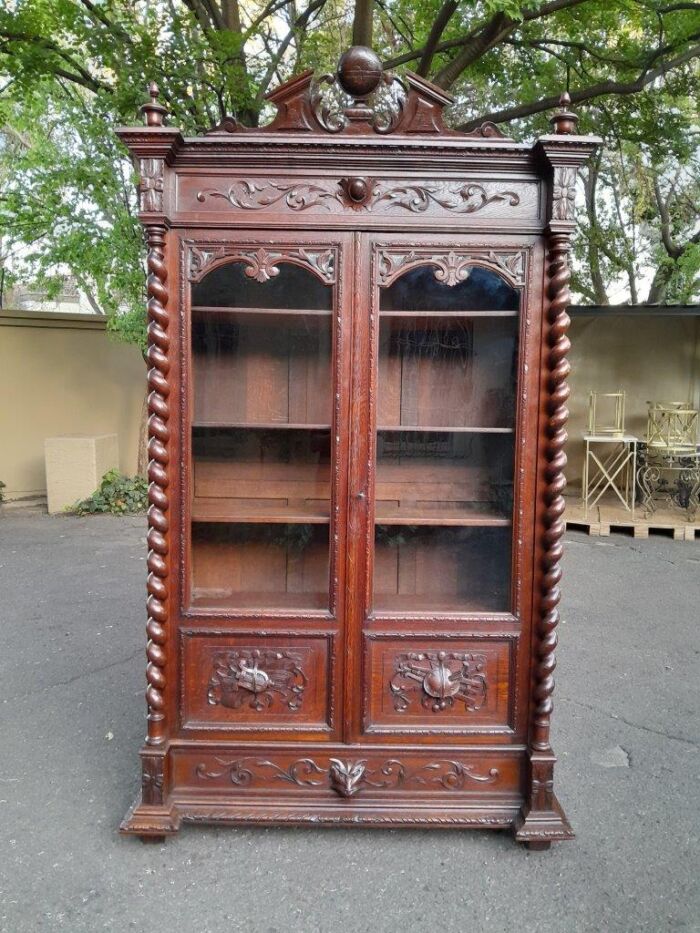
[352,0,374,47]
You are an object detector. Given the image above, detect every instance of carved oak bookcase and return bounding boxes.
[117,46,597,847]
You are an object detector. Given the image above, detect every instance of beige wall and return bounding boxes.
[567,314,700,487]
[2,308,698,503]
[0,311,145,500]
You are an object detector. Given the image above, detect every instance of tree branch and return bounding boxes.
[457,41,700,130]
[416,0,458,76]
[0,31,112,93]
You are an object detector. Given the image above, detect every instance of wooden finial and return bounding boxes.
[549,91,578,135]
[140,81,168,127]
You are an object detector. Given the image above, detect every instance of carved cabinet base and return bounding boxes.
[117,47,597,848]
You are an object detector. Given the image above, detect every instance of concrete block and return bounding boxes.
[44,434,119,513]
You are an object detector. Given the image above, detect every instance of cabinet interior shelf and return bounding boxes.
[379,309,518,318]
[191,500,510,527]
[377,425,514,434]
[192,305,332,316]
[193,422,331,430]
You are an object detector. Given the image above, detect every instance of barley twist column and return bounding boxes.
[144,224,170,747]
[533,231,571,758]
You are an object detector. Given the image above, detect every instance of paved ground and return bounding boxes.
[0,512,698,933]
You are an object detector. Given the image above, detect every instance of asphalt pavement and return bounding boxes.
[0,511,698,933]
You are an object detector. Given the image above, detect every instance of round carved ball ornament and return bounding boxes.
[337,46,383,98]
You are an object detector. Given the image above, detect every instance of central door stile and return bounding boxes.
[343,231,373,742]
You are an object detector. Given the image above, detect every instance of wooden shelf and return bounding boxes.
[192,305,332,316]
[380,310,518,318]
[375,504,510,527]
[192,500,330,524]
[193,422,331,431]
[372,594,507,614]
[191,590,329,610]
[377,425,514,434]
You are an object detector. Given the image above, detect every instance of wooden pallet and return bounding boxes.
[565,499,699,541]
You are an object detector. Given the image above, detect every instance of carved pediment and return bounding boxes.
[198,46,514,139]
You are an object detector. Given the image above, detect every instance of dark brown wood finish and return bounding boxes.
[117,48,598,846]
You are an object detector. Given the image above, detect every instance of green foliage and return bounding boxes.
[70,469,148,515]
[0,480,6,503]
[1,0,699,314]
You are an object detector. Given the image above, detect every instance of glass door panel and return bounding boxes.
[189,258,334,611]
[373,262,520,614]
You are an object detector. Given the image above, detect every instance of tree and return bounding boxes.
[0,0,698,341]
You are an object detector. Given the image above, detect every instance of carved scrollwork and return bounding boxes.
[194,756,499,796]
[188,244,336,285]
[376,247,526,288]
[196,180,339,211]
[195,179,521,217]
[207,649,307,712]
[372,182,519,214]
[309,74,351,132]
[390,651,488,713]
[139,158,164,212]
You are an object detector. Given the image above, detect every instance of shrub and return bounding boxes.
[71,469,148,515]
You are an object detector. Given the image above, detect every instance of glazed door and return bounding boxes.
[185,234,352,621]
[346,234,535,743]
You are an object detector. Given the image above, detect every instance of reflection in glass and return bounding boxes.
[378,317,517,429]
[374,526,511,613]
[192,523,329,610]
[373,263,519,614]
[192,261,333,310]
[380,265,519,312]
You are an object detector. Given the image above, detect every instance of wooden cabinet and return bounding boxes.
[118,47,597,847]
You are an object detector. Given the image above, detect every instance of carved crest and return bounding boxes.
[390,651,488,713]
[207,649,306,712]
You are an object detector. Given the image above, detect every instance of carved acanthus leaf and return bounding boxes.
[195,179,521,217]
[376,247,527,288]
[188,244,336,284]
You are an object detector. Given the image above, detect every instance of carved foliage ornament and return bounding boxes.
[188,244,336,284]
[391,651,488,713]
[195,178,521,217]
[207,649,306,713]
[139,158,164,212]
[195,757,500,797]
[377,248,526,288]
[552,166,578,221]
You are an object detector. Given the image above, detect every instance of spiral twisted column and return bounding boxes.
[533,231,572,755]
[144,224,170,747]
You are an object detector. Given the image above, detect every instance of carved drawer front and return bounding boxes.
[176,174,541,221]
[364,636,516,736]
[181,634,333,733]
